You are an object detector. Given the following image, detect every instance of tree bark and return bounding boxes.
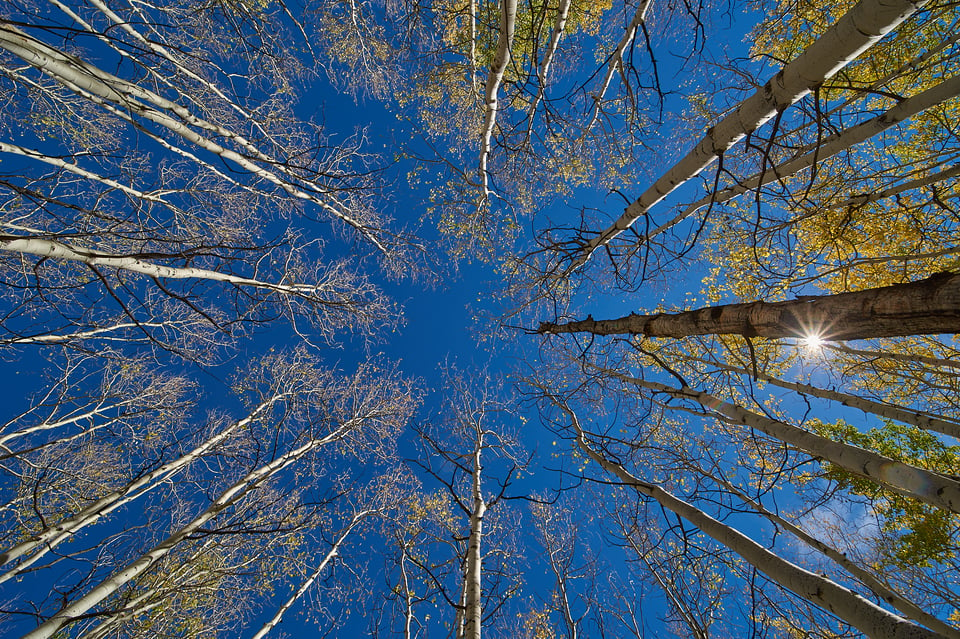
[706,467,960,639]
[652,73,960,239]
[567,0,929,271]
[825,342,960,370]
[554,400,942,639]
[21,416,361,639]
[608,371,960,514]
[525,0,573,126]
[581,0,651,136]
[250,511,372,639]
[0,22,387,252]
[0,235,325,298]
[460,436,486,639]
[0,396,285,582]
[689,356,960,440]
[478,0,517,203]
[539,272,960,341]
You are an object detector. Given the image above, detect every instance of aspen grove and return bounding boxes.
[1,0,959,637]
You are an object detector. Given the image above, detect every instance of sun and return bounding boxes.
[799,333,824,349]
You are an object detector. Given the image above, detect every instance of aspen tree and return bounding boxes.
[547,394,944,639]
[19,358,413,639]
[403,367,526,639]
[564,0,929,272]
[540,272,960,341]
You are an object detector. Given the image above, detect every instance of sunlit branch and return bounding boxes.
[524,0,574,131]
[581,0,652,137]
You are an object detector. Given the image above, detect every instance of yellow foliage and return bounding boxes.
[520,606,556,639]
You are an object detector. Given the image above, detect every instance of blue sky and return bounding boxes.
[0,0,784,633]
[3,0,958,636]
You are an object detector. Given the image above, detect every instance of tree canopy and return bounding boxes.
[1,0,959,637]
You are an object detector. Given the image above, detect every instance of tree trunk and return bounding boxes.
[539,272,960,341]
[567,0,928,271]
[478,0,517,203]
[0,23,387,252]
[689,356,960,439]
[0,396,284,581]
[581,0,651,136]
[460,438,486,639]
[706,466,960,639]
[825,342,960,370]
[21,417,360,639]
[554,400,943,639]
[655,74,960,238]
[251,511,371,639]
[525,0,573,127]
[610,371,960,514]
[0,236,318,295]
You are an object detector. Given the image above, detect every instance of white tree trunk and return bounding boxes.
[0,141,181,212]
[251,510,372,639]
[74,0,268,130]
[707,466,960,639]
[0,23,386,252]
[525,0,574,127]
[767,28,960,162]
[651,73,960,239]
[826,342,960,371]
[460,437,486,639]
[0,322,165,345]
[569,0,928,271]
[799,163,960,221]
[613,372,960,513]
[0,236,319,297]
[0,399,136,448]
[582,0,652,136]
[80,536,225,639]
[478,0,517,203]
[400,544,417,639]
[691,357,960,440]
[0,395,284,581]
[556,401,943,639]
[21,416,360,639]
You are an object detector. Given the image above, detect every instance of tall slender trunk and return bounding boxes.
[566,0,928,271]
[478,0,517,203]
[824,164,960,215]
[0,322,166,346]
[0,23,386,251]
[1,398,138,448]
[81,536,227,639]
[826,342,960,370]
[0,396,285,581]
[653,74,960,238]
[580,0,651,136]
[251,511,372,639]
[21,418,359,639]
[553,400,942,639]
[609,371,960,513]
[525,0,573,129]
[400,543,416,639]
[689,356,960,439]
[460,437,486,639]
[0,236,319,297]
[540,272,960,341]
[703,465,960,639]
